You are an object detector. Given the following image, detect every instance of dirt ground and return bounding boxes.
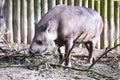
[0,44,120,80]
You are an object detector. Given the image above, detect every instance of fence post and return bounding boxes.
[0,0,5,15]
[67,0,74,6]
[119,3,120,48]
[63,0,67,5]
[108,0,115,48]
[13,0,21,43]
[48,0,56,10]
[34,0,41,22]
[114,1,120,49]
[95,0,100,14]
[74,0,82,6]
[88,0,94,9]
[101,0,108,49]
[82,0,88,7]
[56,0,63,5]
[41,0,48,16]
[95,0,101,49]
[21,0,27,44]
[27,0,34,43]
[6,0,13,43]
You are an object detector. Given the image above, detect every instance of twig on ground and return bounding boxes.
[0,45,29,57]
[1,31,12,49]
[49,62,89,71]
[89,69,113,79]
[88,43,120,69]
[49,62,113,79]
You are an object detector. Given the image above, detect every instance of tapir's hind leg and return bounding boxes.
[84,41,94,64]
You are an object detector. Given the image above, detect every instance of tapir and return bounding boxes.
[29,5,103,66]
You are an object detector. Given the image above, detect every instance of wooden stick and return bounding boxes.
[49,62,113,79]
[88,43,120,69]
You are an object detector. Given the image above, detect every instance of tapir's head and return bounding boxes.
[29,21,57,54]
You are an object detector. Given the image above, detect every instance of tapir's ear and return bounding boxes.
[48,20,51,25]
[36,21,50,32]
[35,22,49,32]
[39,21,50,32]
[46,21,51,32]
[46,20,57,33]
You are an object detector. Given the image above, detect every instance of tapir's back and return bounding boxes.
[55,5,103,42]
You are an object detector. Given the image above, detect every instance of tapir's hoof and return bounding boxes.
[85,62,92,66]
[59,61,72,67]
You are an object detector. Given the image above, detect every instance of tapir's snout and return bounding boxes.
[29,48,35,55]
[29,42,48,55]
[29,44,37,55]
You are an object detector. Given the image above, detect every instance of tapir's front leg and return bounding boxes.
[58,47,63,63]
[64,39,73,66]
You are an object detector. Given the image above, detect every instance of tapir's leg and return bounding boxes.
[58,47,64,63]
[64,39,73,66]
[84,41,93,64]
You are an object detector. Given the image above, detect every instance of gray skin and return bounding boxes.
[29,5,103,66]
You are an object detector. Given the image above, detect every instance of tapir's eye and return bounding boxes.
[36,40,43,45]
